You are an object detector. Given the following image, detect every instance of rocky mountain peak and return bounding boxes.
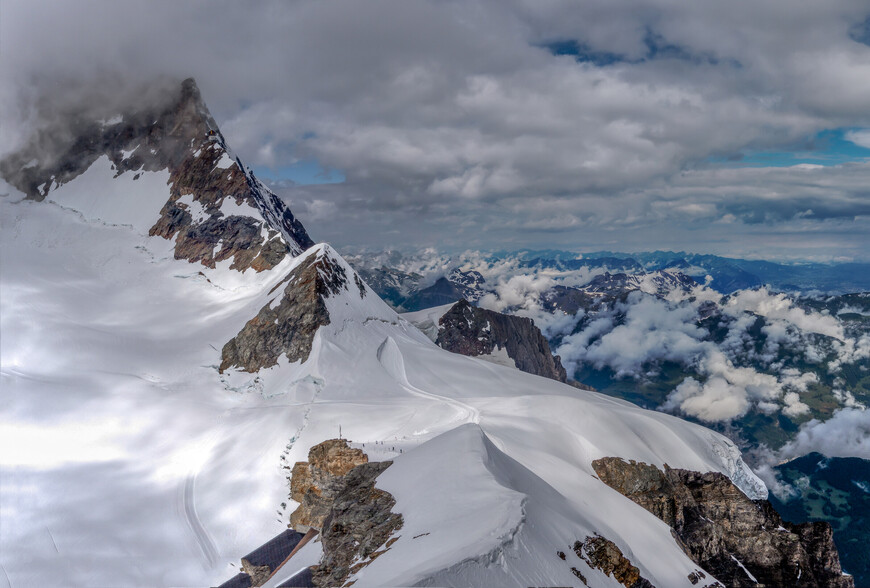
[435,298,568,382]
[220,244,391,373]
[0,77,313,272]
[448,268,486,290]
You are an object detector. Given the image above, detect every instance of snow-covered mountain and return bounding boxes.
[0,80,852,587]
[0,78,313,272]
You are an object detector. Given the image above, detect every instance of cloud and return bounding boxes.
[720,287,870,370]
[3,0,870,258]
[544,283,851,422]
[559,291,708,377]
[780,408,870,460]
[662,350,783,421]
[845,128,870,149]
[724,288,845,340]
[665,376,751,422]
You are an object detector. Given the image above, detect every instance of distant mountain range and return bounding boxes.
[493,249,870,294]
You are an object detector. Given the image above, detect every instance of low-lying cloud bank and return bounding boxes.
[754,406,870,500]
[363,249,868,427]
[549,284,868,423]
[781,408,870,461]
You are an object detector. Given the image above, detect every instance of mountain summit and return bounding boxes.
[0,78,313,272]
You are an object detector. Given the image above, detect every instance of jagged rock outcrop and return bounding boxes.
[288,439,369,532]
[572,536,656,588]
[592,457,854,588]
[220,247,359,372]
[312,461,403,587]
[287,439,402,588]
[435,299,568,382]
[0,78,313,271]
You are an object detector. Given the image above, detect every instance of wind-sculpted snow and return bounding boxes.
[0,184,771,586]
[353,424,685,587]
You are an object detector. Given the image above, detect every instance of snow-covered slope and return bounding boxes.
[0,170,770,587]
[0,77,780,586]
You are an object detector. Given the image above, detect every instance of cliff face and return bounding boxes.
[313,460,403,587]
[1,78,313,272]
[435,299,568,382]
[287,439,402,588]
[592,457,853,588]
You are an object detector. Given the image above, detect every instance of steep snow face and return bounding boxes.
[1,181,763,587]
[47,155,172,233]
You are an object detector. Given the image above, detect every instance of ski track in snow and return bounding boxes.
[377,336,480,426]
[182,473,219,568]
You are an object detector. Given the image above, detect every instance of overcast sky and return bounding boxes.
[2,0,870,261]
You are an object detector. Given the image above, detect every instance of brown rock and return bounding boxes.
[311,461,403,588]
[592,457,854,588]
[574,535,655,588]
[289,439,369,532]
[220,249,351,373]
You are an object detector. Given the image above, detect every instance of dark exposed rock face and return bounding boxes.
[592,457,854,588]
[572,536,656,588]
[435,299,567,382]
[220,248,357,372]
[0,78,313,272]
[312,461,403,587]
[286,439,402,588]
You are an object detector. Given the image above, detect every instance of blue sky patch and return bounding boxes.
[252,160,345,185]
[709,128,870,168]
[543,40,625,66]
[850,15,870,46]
[542,28,736,67]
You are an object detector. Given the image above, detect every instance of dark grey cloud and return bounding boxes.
[2,0,870,259]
